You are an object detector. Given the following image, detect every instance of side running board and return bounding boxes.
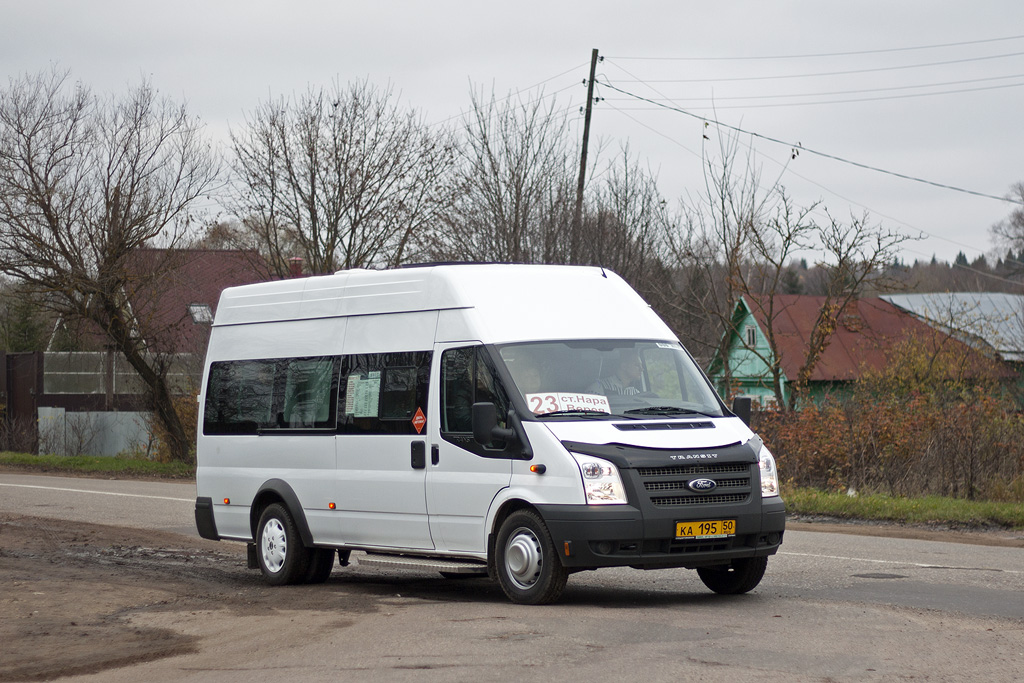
[358,553,488,575]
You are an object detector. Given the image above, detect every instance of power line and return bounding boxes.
[599,59,1020,259]
[605,77,1019,277]
[599,60,991,257]
[608,34,1024,61]
[602,72,1024,104]
[608,80,1024,110]
[603,50,1024,84]
[600,80,1023,205]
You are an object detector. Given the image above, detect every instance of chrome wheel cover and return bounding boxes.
[261,518,288,573]
[504,526,543,590]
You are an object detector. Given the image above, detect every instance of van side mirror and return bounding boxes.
[731,396,752,426]
[472,402,517,447]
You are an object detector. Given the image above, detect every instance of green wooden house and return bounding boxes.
[706,294,991,408]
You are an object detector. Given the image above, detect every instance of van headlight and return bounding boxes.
[759,446,780,498]
[571,453,628,505]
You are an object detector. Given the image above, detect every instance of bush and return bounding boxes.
[757,333,1024,501]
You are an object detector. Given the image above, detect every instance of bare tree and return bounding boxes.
[662,132,777,370]
[781,211,909,409]
[0,68,219,462]
[431,88,578,263]
[663,130,911,409]
[576,145,677,322]
[584,145,669,279]
[990,182,1024,254]
[733,192,820,407]
[229,80,454,276]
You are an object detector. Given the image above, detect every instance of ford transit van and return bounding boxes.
[194,264,784,604]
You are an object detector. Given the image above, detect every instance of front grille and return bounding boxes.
[636,463,749,477]
[633,460,754,508]
[644,477,749,492]
[649,493,748,507]
[668,540,732,554]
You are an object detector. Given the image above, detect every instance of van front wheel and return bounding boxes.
[256,503,311,586]
[494,510,568,605]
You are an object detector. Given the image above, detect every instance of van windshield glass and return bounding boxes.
[497,340,724,418]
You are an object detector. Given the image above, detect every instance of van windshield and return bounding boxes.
[497,340,724,418]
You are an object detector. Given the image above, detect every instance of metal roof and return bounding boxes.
[881,293,1024,362]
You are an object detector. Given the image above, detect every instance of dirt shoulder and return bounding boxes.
[1,514,218,681]
[0,514,387,682]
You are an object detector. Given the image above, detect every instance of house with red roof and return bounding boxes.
[120,247,271,356]
[707,295,999,408]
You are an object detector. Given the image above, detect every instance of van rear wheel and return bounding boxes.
[304,548,335,584]
[696,556,768,594]
[256,503,311,586]
[494,510,568,605]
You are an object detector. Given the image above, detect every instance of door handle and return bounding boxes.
[411,441,426,469]
[431,444,439,465]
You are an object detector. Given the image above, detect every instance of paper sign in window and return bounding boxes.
[345,371,381,417]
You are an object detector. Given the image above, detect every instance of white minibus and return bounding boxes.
[194,264,784,604]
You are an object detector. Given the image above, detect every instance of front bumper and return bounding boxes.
[537,496,785,569]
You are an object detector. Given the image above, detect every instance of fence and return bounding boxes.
[1,350,200,456]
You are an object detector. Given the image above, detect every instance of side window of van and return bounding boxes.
[441,346,510,434]
[280,357,340,428]
[204,360,277,434]
[337,352,431,435]
[203,356,339,435]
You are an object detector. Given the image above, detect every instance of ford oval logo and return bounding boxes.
[688,478,717,492]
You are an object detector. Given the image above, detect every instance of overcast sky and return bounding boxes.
[3,1,1022,266]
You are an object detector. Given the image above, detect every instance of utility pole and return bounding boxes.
[572,48,600,240]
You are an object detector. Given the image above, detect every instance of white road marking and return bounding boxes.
[3,481,1020,576]
[779,550,1022,574]
[0,482,193,503]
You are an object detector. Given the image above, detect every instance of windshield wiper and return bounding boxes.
[623,406,719,417]
[536,410,617,419]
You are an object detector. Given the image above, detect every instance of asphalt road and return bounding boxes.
[2,472,1022,681]
[0,472,197,535]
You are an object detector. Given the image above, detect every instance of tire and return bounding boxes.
[256,503,311,586]
[696,556,768,595]
[493,509,568,605]
[303,548,335,584]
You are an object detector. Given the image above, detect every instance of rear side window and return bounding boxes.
[203,357,340,435]
[281,357,338,428]
[203,360,277,434]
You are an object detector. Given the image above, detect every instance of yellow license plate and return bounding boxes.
[676,519,736,539]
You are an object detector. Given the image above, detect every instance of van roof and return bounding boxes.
[213,264,675,344]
